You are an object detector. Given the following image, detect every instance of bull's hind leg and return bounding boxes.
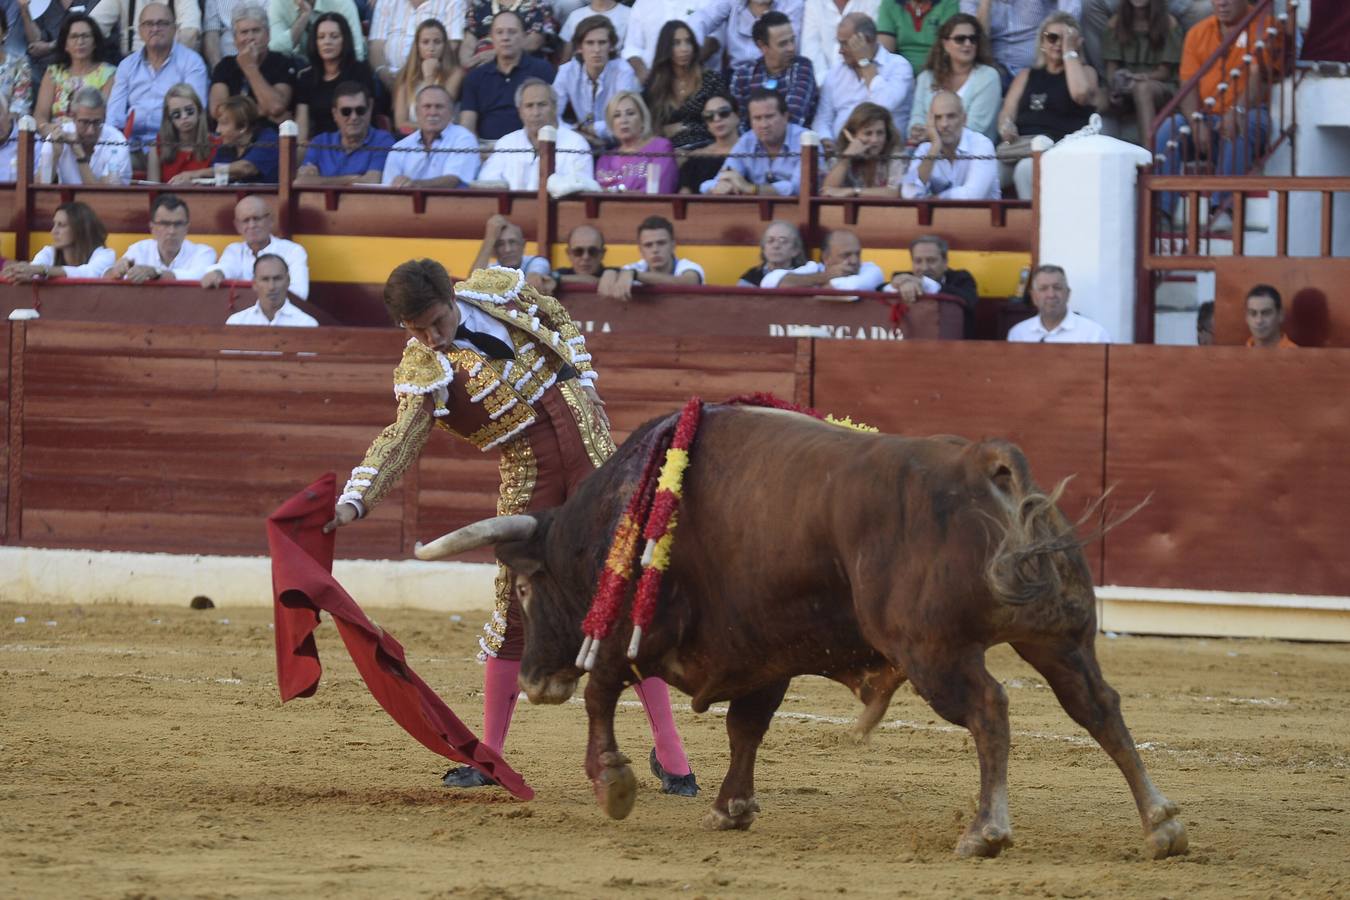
[1012,639,1189,859]
[583,676,638,820]
[704,678,790,832]
[905,646,1014,858]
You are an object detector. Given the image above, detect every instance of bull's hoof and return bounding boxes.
[593,751,637,821]
[701,797,760,831]
[1143,801,1189,859]
[955,824,1014,859]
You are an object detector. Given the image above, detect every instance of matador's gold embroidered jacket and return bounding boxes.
[339,267,600,513]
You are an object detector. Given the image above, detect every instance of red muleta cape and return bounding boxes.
[267,473,533,800]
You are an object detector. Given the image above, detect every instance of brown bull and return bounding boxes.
[417,405,1189,859]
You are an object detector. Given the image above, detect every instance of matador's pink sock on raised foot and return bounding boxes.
[632,676,692,776]
[482,656,522,753]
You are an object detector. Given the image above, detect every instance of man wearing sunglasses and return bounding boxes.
[107,194,218,282]
[295,82,396,185]
[555,224,614,287]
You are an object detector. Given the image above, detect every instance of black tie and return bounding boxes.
[455,324,515,360]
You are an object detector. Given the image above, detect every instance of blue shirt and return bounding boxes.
[107,43,211,149]
[700,123,806,196]
[301,128,396,176]
[460,55,556,141]
[213,127,281,183]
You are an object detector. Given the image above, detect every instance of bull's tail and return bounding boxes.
[976,440,1144,606]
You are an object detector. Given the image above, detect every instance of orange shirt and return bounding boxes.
[1180,14,1273,115]
[1246,333,1297,348]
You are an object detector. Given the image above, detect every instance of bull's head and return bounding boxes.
[415,513,589,705]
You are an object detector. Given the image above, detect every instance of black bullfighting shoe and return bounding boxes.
[649,748,699,797]
[441,765,497,788]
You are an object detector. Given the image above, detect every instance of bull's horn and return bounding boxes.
[414,515,537,560]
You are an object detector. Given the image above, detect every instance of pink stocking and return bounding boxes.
[631,676,691,776]
[482,656,522,753]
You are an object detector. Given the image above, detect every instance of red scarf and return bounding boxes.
[269,474,533,800]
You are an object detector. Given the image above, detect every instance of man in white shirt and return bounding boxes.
[1006,264,1110,343]
[900,90,998,200]
[764,229,884,290]
[469,214,556,293]
[45,87,132,186]
[800,0,879,85]
[201,196,312,299]
[226,254,320,327]
[624,0,716,81]
[369,0,466,89]
[598,215,705,300]
[812,13,912,141]
[106,195,218,282]
[692,0,806,69]
[382,85,480,188]
[477,79,594,190]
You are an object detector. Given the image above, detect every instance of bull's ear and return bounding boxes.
[495,513,552,577]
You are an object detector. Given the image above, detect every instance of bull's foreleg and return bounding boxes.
[907,646,1014,858]
[703,678,790,832]
[1012,639,1188,859]
[583,675,638,820]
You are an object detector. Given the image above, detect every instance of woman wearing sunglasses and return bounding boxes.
[909,13,1001,144]
[676,91,740,193]
[644,21,726,151]
[995,12,1098,198]
[148,83,219,183]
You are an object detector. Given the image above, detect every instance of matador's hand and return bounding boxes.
[582,383,610,432]
[323,502,359,534]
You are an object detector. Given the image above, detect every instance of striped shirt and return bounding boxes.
[729,55,818,127]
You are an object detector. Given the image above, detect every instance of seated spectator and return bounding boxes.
[1006,264,1110,343]
[645,21,728,151]
[226,254,320,326]
[369,0,465,91]
[469,214,555,292]
[459,11,557,141]
[995,11,1097,198]
[204,0,249,66]
[821,100,904,196]
[701,88,806,196]
[623,0,708,83]
[1196,299,1213,346]
[555,224,615,286]
[295,12,378,143]
[148,83,219,183]
[42,86,132,184]
[16,0,82,88]
[886,233,979,337]
[209,6,298,127]
[1097,0,1182,143]
[90,0,201,56]
[202,195,311,299]
[728,11,818,127]
[1245,284,1296,349]
[107,4,211,153]
[106,194,218,282]
[901,90,998,198]
[963,0,1078,80]
[0,96,18,182]
[210,94,280,183]
[393,19,465,135]
[1081,0,1207,73]
[801,0,879,85]
[461,0,557,68]
[738,220,808,286]
[297,81,395,184]
[598,215,704,300]
[677,91,740,193]
[877,0,959,73]
[1153,0,1270,227]
[813,13,913,143]
[268,0,366,63]
[34,13,117,140]
[596,92,678,193]
[693,0,807,70]
[382,84,480,187]
[477,78,594,189]
[910,12,1001,143]
[764,229,885,290]
[555,15,641,147]
[559,0,631,59]
[0,10,33,117]
[1,201,115,282]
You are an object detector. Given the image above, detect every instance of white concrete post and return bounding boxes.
[1037,134,1152,343]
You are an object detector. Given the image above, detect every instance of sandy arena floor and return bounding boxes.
[1,600,1347,899]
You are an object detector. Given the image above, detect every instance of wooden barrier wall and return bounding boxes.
[3,321,1347,597]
